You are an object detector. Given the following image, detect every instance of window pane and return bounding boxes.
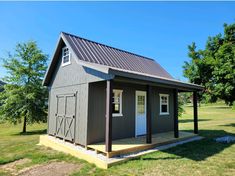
[113,104,120,113]
[113,97,120,104]
[161,105,167,113]
[63,56,69,63]
[137,95,145,114]
[62,47,70,64]
[112,90,122,115]
[161,96,168,104]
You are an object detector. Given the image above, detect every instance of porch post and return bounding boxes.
[193,91,198,134]
[146,85,152,143]
[105,80,113,152]
[173,89,179,138]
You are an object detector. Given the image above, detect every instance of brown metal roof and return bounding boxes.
[43,32,203,91]
[62,32,173,80]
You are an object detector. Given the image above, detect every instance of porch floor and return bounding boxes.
[88,131,197,158]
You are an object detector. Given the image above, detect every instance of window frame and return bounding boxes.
[159,94,169,115]
[61,46,71,67]
[112,89,123,117]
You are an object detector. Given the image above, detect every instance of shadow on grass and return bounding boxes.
[185,105,230,109]
[208,106,231,109]
[179,119,211,123]
[136,129,234,162]
[220,123,235,128]
[141,156,182,160]
[14,129,47,136]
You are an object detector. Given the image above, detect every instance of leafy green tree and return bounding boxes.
[183,42,202,84]
[0,80,5,92]
[183,22,235,105]
[183,42,211,103]
[0,41,48,133]
[212,24,235,105]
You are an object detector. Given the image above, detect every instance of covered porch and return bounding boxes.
[104,77,202,156]
[88,131,197,158]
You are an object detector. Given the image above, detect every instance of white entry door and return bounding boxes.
[135,91,147,136]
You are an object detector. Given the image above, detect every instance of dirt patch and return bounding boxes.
[0,159,82,176]
[0,158,31,174]
[18,161,82,176]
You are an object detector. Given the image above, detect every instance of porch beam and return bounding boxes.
[193,91,198,134]
[146,85,152,143]
[173,89,179,138]
[105,80,113,152]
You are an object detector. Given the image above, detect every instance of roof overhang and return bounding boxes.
[108,68,203,91]
[43,34,64,86]
[65,59,203,92]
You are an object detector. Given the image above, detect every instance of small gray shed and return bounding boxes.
[43,32,203,152]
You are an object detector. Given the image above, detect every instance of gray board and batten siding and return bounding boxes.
[47,40,111,146]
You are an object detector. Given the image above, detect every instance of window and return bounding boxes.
[112,89,123,117]
[62,46,71,66]
[137,95,145,115]
[160,94,169,115]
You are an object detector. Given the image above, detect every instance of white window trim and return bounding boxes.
[61,46,71,67]
[159,94,169,115]
[112,89,123,117]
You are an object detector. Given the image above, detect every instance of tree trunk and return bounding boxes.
[22,115,27,133]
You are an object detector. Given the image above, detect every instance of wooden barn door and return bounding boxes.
[55,92,77,142]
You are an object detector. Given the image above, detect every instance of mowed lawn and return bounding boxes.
[0,103,234,176]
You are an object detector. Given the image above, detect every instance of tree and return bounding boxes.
[178,93,186,117]
[0,41,48,133]
[183,22,235,105]
[0,80,5,92]
[183,42,213,103]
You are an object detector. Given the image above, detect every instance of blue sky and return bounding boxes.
[0,1,234,81]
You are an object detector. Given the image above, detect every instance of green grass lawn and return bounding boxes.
[0,103,235,176]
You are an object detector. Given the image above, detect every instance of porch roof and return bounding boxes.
[72,59,203,91]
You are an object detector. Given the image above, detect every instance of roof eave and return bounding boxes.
[42,33,65,86]
[108,68,204,91]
